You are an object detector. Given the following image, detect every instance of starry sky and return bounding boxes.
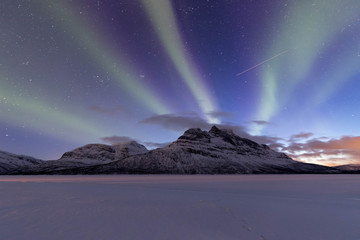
[1,0,359,166]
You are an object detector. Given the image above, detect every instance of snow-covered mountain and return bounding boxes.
[11,141,148,174]
[0,151,43,174]
[2,127,339,174]
[60,141,148,163]
[82,126,337,174]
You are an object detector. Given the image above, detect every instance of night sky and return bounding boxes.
[1,0,359,166]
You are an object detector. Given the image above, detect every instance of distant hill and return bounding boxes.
[0,151,43,174]
[334,164,360,172]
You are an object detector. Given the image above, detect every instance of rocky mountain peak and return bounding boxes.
[208,126,239,144]
[209,125,235,135]
[207,126,262,150]
[169,126,272,156]
[209,125,221,134]
[176,128,211,143]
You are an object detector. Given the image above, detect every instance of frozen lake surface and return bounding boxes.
[1,175,359,240]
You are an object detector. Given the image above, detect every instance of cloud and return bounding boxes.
[287,151,351,166]
[139,113,282,148]
[250,136,285,150]
[290,132,314,139]
[308,136,360,151]
[286,136,360,152]
[100,135,170,150]
[140,114,253,136]
[205,111,235,119]
[100,136,135,145]
[284,136,360,166]
[251,120,272,126]
[142,141,171,149]
[140,114,212,131]
[90,105,131,115]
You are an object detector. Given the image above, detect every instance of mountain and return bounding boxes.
[60,141,148,163]
[77,126,337,174]
[10,141,148,175]
[3,127,339,175]
[334,164,360,172]
[0,151,43,174]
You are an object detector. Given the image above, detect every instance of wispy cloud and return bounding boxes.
[284,136,360,166]
[290,132,314,140]
[100,136,135,145]
[140,114,212,131]
[142,141,171,149]
[205,111,236,119]
[251,120,272,126]
[139,114,281,147]
[285,136,360,152]
[100,135,169,150]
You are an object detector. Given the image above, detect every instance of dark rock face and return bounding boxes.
[177,128,211,143]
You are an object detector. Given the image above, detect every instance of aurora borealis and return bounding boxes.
[1,0,359,166]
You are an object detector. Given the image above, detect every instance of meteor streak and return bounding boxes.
[236,50,289,77]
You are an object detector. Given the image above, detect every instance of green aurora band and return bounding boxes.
[142,0,219,123]
[0,74,108,142]
[253,0,360,135]
[37,0,171,115]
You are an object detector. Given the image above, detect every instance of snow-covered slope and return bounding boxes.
[1,175,359,240]
[0,151,43,174]
[60,141,148,163]
[3,127,338,175]
[60,144,118,163]
[11,141,148,174]
[86,126,336,174]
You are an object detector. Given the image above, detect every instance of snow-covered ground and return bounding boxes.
[0,175,359,240]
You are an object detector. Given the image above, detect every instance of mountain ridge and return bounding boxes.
[84,126,334,174]
[1,126,342,175]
